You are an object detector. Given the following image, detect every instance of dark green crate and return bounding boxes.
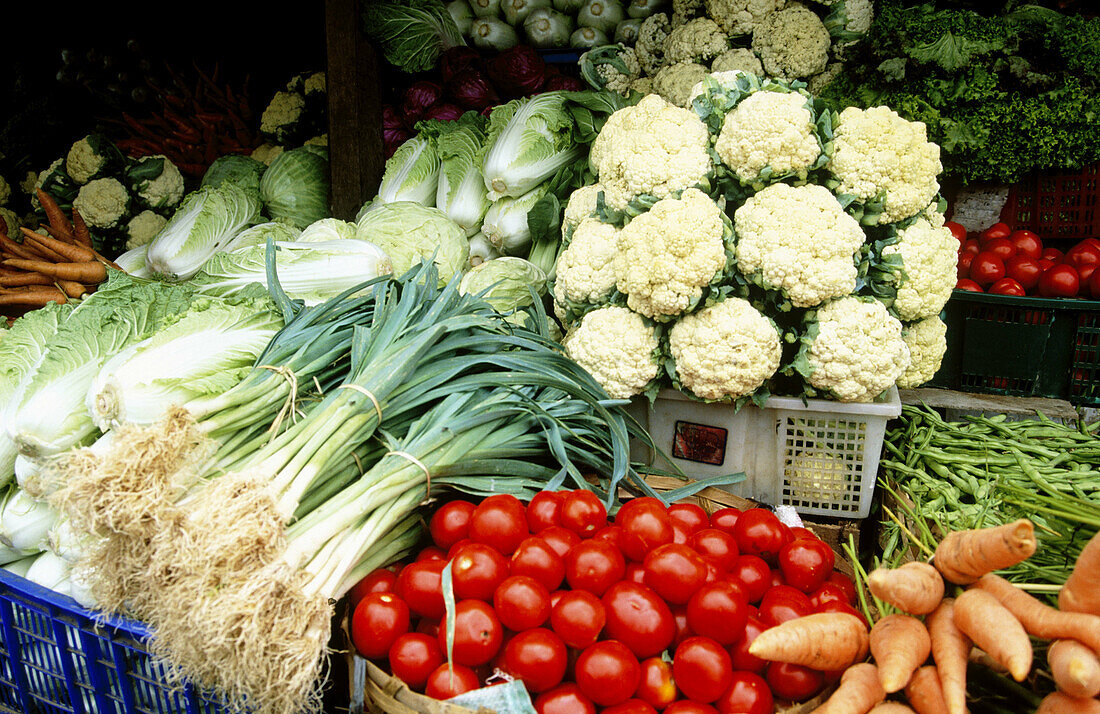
[931,290,1100,406]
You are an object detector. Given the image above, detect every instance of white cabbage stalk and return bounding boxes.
[468,233,501,268]
[525,8,574,48]
[0,489,58,554]
[23,550,70,593]
[503,0,551,25]
[481,92,583,200]
[14,455,41,492]
[377,135,440,207]
[3,554,37,576]
[471,0,501,16]
[224,221,302,252]
[49,517,96,564]
[482,186,547,254]
[114,245,152,278]
[297,218,359,243]
[436,120,492,237]
[470,17,520,51]
[7,359,102,459]
[68,565,98,609]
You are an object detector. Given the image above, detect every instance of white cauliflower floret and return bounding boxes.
[65,135,111,185]
[672,0,704,25]
[752,4,831,80]
[134,155,185,210]
[563,306,661,398]
[734,183,865,307]
[260,91,305,142]
[705,0,784,37]
[614,188,728,320]
[669,297,782,400]
[72,178,129,230]
[125,210,168,251]
[631,77,655,95]
[563,184,604,239]
[807,61,845,94]
[251,143,285,166]
[653,61,711,108]
[304,134,328,147]
[897,315,947,389]
[689,70,753,104]
[0,175,10,206]
[590,94,712,210]
[882,213,958,321]
[715,90,822,183]
[711,49,765,75]
[303,72,326,96]
[804,296,910,402]
[555,217,620,308]
[32,159,65,208]
[829,105,943,225]
[665,18,729,65]
[636,13,672,76]
[0,207,20,237]
[581,45,642,96]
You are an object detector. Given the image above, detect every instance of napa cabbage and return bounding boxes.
[480,92,583,200]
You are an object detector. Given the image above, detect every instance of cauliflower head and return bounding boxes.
[705,0,784,37]
[631,77,655,96]
[260,91,306,143]
[636,13,672,76]
[752,4,831,80]
[563,183,604,240]
[251,143,285,166]
[554,216,620,314]
[589,94,712,210]
[734,183,865,308]
[303,72,327,96]
[0,175,11,207]
[829,105,943,225]
[125,210,168,251]
[669,296,782,400]
[133,155,185,210]
[882,213,958,321]
[653,61,711,108]
[73,178,129,230]
[802,296,910,402]
[580,45,642,96]
[897,315,947,389]
[563,306,661,398]
[711,49,765,76]
[614,188,729,320]
[665,18,729,65]
[66,135,113,185]
[0,207,20,237]
[715,89,822,184]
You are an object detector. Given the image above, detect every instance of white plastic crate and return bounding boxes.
[628,387,902,518]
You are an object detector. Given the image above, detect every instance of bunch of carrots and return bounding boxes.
[0,189,119,316]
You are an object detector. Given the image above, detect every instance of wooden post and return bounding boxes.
[325,0,385,220]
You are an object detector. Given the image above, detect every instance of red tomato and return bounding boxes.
[945,221,967,244]
[350,592,410,659]
[348,568,397,610]
[535,682,597,714]
[765,662,825,702]
[809,582,851,611]
[603,700,659,714]
[1080,264,1099,284]
[503,627,568,693]
[969,251,1006,287]
[702,557,722,585]
[671,522,691,545]
[592,525,625,551]
[728,614,769,674]
[566,539,626,597]
[1065,241,1100,271]
[758,586,813,626]
[550,589,606,649]
[429,499,476,550]
[709,507,741,536]
[1043,246,1064,261]
[666,702,719,714]
[644,543,709,604]
[768,569,787,589]
[980,222,1011,244]
[989,277,1026,296]
[778,539,836,594]
[1039,264,1080,298]
[451,542,510,601]
[1009,229,1042,260]
[469,494,529,555]
[671,604,694,649]
[387,632,444,691]
[984,237,1017,262]
[728,554,772,603]
[396,560,446,620]
[439,599,503,666]
[624,561,646,584]
[561,490,608,538]
[527,490,565,533]
[672,637,732,703]
[510,536,566,592]
[732,509,790,565]
[424,662,480,699]
[714,671,773,714]
[816,599,869,628]
[602,581,676,658]
[635,657,678,710]
[616,498,675,562]
[416,546,447,563]
[957,251,975,280]
[1005,255,1042,291]
[494,575,551,631]
[575,640,642,707]
[824,571,857,605]
[960,237,981,256]
[667,502,710,536]
[686,580,750,645]
[788,527,817,541]
[539,525,581,558]
[446,538,473,560]
[415,617,440,637]
[956,278,984,292]
[690,528,740,571]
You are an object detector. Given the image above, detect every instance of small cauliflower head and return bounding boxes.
[65,135,110,184]
[73,177,129,230]
[125,210,168,251]
[251,143,285,166]
[804,296,910,402]
[554,216,620,313]
[563,184,603,240]
[303,72,327,96]
[0,175,11,207]
[883,213,958,321]
[665,18,729,65]
[669,297,782,400]
[261,91,306,143]
[705,0,784,36]
[897,315,947,389]
[711,49,765,76]
[0,207,20,237]
[581,45,642,96]
[715,89,822,184]
[829,105,943,225]
[614,188,728,320]
[636,13,672,76]
[134,156,185,210]
[590,94,712,210]
[752,4,831,80]
[563,306,661,398]
[734,183,865,308]
[653,61,711,108]
[631,77,655,96]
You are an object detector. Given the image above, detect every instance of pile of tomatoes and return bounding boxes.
[347,489,861,714]
[953,221,1100,299]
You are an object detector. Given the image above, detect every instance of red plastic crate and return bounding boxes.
[1001,163,1100,240]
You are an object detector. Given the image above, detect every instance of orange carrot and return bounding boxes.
[1048,639,1100,699]
[926,598,971,714]
[748,612,870,671]
[0,237,41,262]
[870,614,932,693]
[20,227,96,263]
[933,519,1037,585]
[18,229,70,262]
[1037,692,1100,714]
[0,287,67,306]
[869,704,916,714]
[0,273,54,288]
[36,188,74,238]
[1060,531,1100,616]
[904,666,949,714]
[867,562,945,616]
[952,588,1032,682]
[810,663,885,714]
[71,208,92,249]
[973,574,1100,654]
[1,259,107,284]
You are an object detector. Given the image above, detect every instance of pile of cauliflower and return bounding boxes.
[555,72,952,405]
[578,0,873,108]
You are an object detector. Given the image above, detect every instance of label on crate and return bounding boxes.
[672,420,728,465]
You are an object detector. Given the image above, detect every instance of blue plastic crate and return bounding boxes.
[0,567,235,714]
